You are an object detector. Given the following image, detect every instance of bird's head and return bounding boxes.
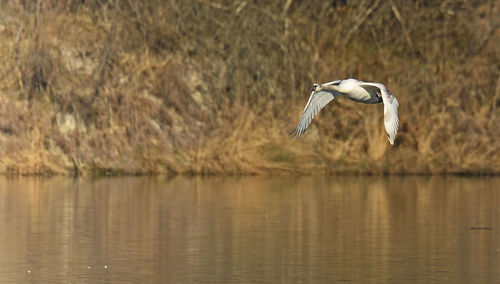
[310,83,321,92]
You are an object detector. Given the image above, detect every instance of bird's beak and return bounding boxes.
[310,85,317,92]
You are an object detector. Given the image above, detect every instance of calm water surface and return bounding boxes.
[0,176,499,283]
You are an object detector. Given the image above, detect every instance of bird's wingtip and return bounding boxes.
[387,134,395,145]
[289,128,303,139]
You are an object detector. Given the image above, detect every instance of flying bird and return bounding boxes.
[291,79,399,145]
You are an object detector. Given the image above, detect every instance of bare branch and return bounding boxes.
[389,0,414,50]
[342,0,381,46]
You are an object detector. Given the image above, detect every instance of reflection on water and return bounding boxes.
[0,176,499,282]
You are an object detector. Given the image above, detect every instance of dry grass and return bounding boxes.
[0,0,498,175]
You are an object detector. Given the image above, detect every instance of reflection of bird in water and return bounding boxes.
[291,79,400,145]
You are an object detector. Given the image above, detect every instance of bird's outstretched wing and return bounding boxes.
[291,89,339,138]
[358,82,399,145]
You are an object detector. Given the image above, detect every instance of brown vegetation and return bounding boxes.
[0,0,498,175]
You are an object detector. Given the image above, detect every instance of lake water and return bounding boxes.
[0,176,499,283]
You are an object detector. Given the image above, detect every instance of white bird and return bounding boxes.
[291,78,400,145]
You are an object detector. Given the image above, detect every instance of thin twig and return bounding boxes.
[389,0,414,50]
[342,0,381,46]
[14,24,24,91]
[198,0,231,12]
[235,0,247,15]
[283,0,293,15]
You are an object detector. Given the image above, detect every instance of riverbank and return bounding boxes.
[0,1,498,176]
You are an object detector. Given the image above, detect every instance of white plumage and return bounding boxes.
[291,79,400,145]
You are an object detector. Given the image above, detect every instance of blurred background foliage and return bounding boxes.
[0,0,498,175]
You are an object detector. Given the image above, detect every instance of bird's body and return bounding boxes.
[291,78,400,145]
[335,78,381,104]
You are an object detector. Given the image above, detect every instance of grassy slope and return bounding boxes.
[0,1,498,175]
